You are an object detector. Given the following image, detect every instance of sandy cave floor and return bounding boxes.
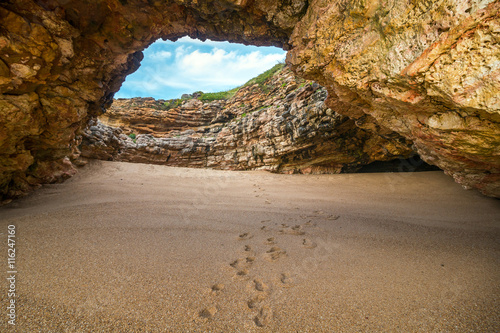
[0,160,499,332]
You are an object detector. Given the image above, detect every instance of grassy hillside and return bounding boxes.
[198,62,286,102]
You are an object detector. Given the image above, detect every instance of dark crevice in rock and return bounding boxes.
[356,155,442,174]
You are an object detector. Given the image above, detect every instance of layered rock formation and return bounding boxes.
[0,0,307,200]
[82,66,412,173]
[0,0,499,199]
[100,97,221,135]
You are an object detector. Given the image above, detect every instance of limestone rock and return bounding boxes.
[287,0,500,196]
[0,0,305,199]
[101,97,219,134]
[81,67,412,173]
[0,0,498,199]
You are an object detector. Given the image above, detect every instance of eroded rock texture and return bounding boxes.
[0,0,307,199]
[287,0,500,196]
[82,66,412,173]
[0,0,499,199]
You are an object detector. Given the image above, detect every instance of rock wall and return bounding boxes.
[0,0,306,199]
[0,0,499,199]
[100,97,221,134]
[287,0,500,196]
[82,66,412,173]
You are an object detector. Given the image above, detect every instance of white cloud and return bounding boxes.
[117,38,287,99]
[149,50,172,60]
[173,48,285,88]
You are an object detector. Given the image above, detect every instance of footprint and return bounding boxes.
[261,226,269,231]
[253,278,268,292]
[293,231,307,236]
[304,221,316,227]
[230,258,252,270]
[280,273,293,284]
[230,259,244,268]
[244,245,253,252]
[247,294,267,309]
[265,200,271,205]
[264,246,287,261]
[280,225,305,236]
[265,237,276,245]
[231,257,253,276]
[211,283,225,293]
[328,215,340,220]
[303,238,317,249]
[254,306,273,327]
[238,232,253,240]
[199,305,217,319]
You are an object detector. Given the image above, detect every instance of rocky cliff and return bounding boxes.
[82,66,413,173]
[287,0,500,196]
[0,0,498,199]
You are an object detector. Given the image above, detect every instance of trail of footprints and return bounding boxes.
[235,228,285,327]
[237,220,321,327]
[200,209,339,327]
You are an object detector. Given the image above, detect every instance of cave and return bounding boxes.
[356,155,441,174]
[0,1,499,331]
[82,51,416,176]
[1,0,499,200]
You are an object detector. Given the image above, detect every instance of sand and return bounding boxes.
[0,160,499,332]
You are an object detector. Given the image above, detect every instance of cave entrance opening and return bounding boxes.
[356,155,441,173]
[114,36,287,101]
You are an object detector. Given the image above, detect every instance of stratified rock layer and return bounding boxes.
[0,0,499,199]
[82,67,412,173]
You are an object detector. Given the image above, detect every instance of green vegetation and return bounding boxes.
[198,87,239,102]
[161,99,184,110]
[150,62,287,104]
[128,133,137,143]
[197,62,285,102]
[242,63,285,88]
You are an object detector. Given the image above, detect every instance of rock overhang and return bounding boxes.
[0,0,499,200]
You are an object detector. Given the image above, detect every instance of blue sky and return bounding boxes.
[115,37,287,100]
